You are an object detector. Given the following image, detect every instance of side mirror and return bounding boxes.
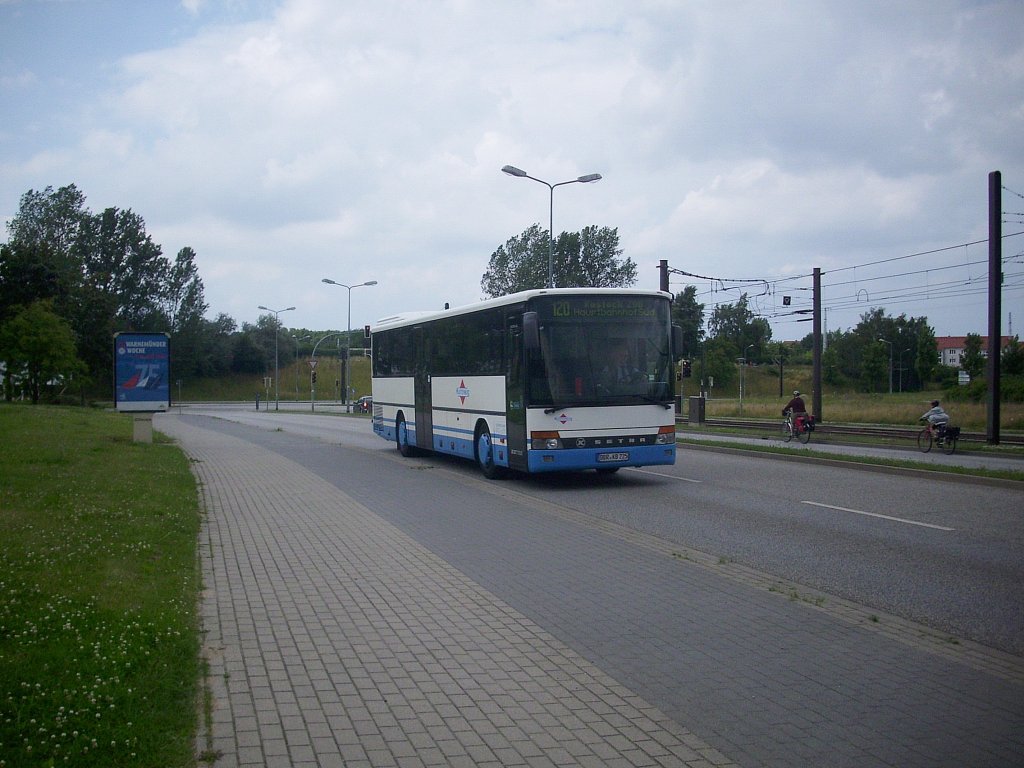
[523,311,540,351]
[672,325,684,361]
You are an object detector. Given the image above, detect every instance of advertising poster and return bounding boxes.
[114,332,170,412]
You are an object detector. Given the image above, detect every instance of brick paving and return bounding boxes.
[160,417,735,767]
[158,414,1024,768]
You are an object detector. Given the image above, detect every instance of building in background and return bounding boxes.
[936,336,1014,369]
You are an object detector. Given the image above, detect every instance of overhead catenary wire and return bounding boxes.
[666,224,1024,339]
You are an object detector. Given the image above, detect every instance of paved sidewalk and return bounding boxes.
[159,416,735,767]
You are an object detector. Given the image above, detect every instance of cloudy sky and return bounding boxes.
[2,0,1023,341]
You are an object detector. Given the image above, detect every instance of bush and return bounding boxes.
[934,364,959,388]
[945,375,1024,403]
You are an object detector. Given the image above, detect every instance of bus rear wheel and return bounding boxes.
[475,424,505,479]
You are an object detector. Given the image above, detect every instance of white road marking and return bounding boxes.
[802,501,955,531]
[629,468,702,483]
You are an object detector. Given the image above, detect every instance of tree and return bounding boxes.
[700,337,736,393]
[826,307,937,391]
[1,184,215,394]
[914,324,937,386]
[195,313,237,377]
[1003,336,1024,376]
[961,333,985,378]
[707,293,771,361]
[557,226,637,289]
[481,224,636,297]
[859,340,888,393]
[672,285,704,359]
[822,338,844,385]
[232,322,269,374]
[75,206,168,329]
[0,300,84,403]
[163,247,209,378]
[0,185,89,323]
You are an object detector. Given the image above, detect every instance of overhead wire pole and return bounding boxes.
[812,267,822,423]
[987,171,1001,445]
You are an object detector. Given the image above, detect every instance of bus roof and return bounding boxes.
[371,287,671,332]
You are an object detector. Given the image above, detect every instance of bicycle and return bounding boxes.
[917,420,959,454]
[782,410,813,444]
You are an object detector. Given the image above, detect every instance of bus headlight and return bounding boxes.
[530,431,562,450]
[655,425,676,444]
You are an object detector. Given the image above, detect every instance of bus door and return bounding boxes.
[506,312,527,470]
[414,326,433,450]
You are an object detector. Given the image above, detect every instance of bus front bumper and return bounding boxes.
[526,443,676,473]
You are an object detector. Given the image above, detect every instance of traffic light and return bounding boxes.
[311,371,317,385]
[682,360,692,378]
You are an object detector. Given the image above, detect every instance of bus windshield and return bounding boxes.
[526,295,673,409]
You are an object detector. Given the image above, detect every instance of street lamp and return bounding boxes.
[501,165,602,289]
[257,305,296,410]
[321,278,377,411]
[878,338,893,395]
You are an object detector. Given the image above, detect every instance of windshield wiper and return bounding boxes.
[542,395,670,414]
[542,400,602,414]
[637,395,673,409]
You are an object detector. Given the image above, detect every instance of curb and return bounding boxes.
[677,438,1024,489]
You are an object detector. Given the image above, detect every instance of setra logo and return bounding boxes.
[456,380,470,404]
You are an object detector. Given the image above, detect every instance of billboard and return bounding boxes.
[114,332,170,412]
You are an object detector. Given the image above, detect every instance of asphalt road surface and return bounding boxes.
[159,405,1024,767]
[173,404,1024,656]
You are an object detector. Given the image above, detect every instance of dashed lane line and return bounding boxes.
[802,500,956,531]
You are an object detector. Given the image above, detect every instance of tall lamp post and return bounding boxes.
[321,279,377,411]
[257,305,296,410]
[501,165,602,289]
[878,338,893,395]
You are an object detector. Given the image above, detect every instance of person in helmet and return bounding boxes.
[920,400,950,432]
[782,390,809,431]
[782,390,807,416]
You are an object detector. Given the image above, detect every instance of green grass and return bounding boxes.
[681,364,1024,432]
[676,434,1024,483]
[179,356,372,403]
[0,404,201,768]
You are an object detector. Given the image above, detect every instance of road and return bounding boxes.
[159,405,1024,767]
[168,403,1024,656]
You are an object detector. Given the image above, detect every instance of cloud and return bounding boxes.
[1,0,1022,338]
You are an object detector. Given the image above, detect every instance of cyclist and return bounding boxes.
[920,400,950,436]
[782,390,808,429]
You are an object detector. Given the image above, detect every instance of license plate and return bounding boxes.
[598,452,629,462]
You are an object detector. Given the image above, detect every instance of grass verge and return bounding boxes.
[0,404,201,768]
[676,434,1024,483]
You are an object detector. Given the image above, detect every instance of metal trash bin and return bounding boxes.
[688,396,706,424]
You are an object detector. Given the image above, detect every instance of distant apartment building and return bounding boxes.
[936,336,1013,369]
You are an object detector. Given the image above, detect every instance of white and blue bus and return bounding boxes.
[370,288,682,478]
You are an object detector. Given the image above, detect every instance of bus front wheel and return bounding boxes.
[475,424,505,480]
[397,415,415,457]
